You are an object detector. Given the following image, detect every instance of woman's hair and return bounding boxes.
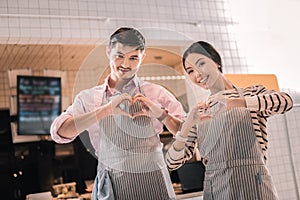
[109,27,145,51]
[182,41,223,73]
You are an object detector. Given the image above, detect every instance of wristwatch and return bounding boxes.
[157,107,168,122]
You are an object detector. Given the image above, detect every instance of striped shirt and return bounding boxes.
[166,84,293,170]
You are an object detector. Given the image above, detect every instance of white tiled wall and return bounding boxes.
[268,105,300,200]
[267,89,300,200]
[0,0,247,70]
[0,0,248,108]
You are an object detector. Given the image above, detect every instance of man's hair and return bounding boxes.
[109,27,145,51]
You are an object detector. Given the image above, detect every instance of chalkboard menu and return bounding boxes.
[17,75,61,135]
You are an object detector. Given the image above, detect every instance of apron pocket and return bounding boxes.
[92,170,115,200]
[255,171,279,200]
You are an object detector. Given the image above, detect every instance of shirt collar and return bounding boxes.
[103,74,141,95]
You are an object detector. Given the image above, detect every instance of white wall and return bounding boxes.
[268,106,300,200]
[229,0,300,91]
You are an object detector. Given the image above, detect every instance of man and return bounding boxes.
[50,27,184,200]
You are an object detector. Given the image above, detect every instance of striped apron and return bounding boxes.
[198,104,279,199]
[92,91,175,200]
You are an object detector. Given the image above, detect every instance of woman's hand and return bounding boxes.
[205,91,229,117]
[205,91,246,116]
[226,98,246,108]
[184,102,212,126]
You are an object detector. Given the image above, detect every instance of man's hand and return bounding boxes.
[132,93,166,119]
[109,93,133,116]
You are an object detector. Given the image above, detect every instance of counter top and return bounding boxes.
[176,191,203,200]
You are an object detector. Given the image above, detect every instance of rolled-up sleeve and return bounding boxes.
[50,94,84,143]
[143,83,185,133]
[50,112,76,143]
[245,84,293,116]
[165,125,198,170]
[50,86,103,144]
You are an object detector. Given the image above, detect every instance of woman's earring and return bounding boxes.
[218,65,222,72]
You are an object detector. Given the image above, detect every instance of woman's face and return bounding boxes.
[184,53,220,90]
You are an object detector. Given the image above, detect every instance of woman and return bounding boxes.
[165,41,293,200]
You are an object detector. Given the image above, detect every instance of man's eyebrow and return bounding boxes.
[115,51,139,57]
[195,58,204,66]
[116,51,124,55]
[185,66,192,70]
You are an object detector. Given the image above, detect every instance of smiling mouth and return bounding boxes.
[200,76,208,83]
[118,66,131,73]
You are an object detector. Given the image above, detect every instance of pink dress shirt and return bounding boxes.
[50,75,184,156]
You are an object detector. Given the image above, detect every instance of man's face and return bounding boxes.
[107,43,145,80]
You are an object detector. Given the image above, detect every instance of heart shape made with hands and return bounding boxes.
[114,97,151,119]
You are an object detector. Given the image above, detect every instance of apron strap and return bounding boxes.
[234,86,244,98]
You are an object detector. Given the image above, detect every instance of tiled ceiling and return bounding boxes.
[0,44,96,71]
[0,44,183,73]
